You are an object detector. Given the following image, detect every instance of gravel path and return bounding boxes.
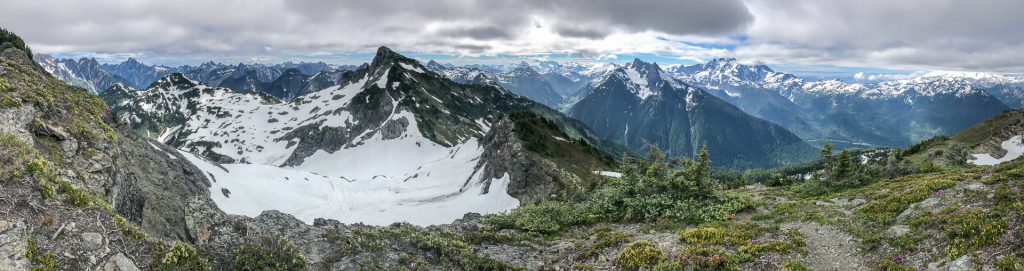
[782,222,869,271]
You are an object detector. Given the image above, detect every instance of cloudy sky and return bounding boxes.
[1,0,1021,73]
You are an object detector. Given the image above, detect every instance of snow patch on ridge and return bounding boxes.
[623,67,654,100]
[969,135,1024,165]
[400,62,426,73]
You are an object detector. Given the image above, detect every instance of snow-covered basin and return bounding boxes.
[968,135,1024,165]
[180,111,520,226]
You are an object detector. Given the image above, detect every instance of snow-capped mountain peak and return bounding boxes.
[600,58,683,100]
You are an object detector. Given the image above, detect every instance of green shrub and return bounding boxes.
[37,182,56,200]
[577,227,629,260]
[234,235,308,271]
[114,216,144,240]
[0,133,32,181]
[0,77,11,92]
[997,255,1021,271]
[27,158,51,177]
[676,247,739,271]
[616,240,663,270]
[26,239,57,271]
[486,201,586,233]
[0,27,32,56]
[151,242,210,271]
[939,208,1005,259]
[487,147,756,235]
[1,94,20,108]
[781,259,810,271]
[678,227,726,245]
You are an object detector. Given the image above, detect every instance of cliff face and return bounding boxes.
[0,44,223,269]
[478,112,615,203]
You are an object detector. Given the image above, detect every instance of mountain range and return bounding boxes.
[101,46,617,224]
[7,26,1024,270]
[34,53,355,100]
[668,58,1021,147]
[566,58,818,168]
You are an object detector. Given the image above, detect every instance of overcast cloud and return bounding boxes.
[0,0,1020,71]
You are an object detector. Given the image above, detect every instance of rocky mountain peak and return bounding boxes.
[628,58,661,73]
[370,46,406,69]
[124,57,141,66]
[148,72,198,89]
[509,62,540,75]
[425,60,445,70]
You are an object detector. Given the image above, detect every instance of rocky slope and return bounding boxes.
[0,37,226,270]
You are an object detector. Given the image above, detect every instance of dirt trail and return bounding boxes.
[782,222,869,271]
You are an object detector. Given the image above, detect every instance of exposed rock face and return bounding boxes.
[478,116,557,203]
[0,220,30,270]
[477,113,615,203]
[0,43,224,269]
[102,253,141,271]
[109,127,214,241]
[0,103,34,143]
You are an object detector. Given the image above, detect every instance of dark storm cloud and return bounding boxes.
[531,0,753,36]
[437,26,516,40]
[739,0,1024,71]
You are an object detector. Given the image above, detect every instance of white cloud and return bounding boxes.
[1,0,1022,72]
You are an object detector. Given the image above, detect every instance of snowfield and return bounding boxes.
[154,63,524,226]
[968,135,1024,165]
[180,131,521,226]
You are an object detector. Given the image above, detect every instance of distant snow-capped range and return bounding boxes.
[34,53,358,98]
[39,52,1024,148]
[36,52,1023,104]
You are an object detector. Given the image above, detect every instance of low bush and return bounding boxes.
[234,235,308,271]
[486,147,757,234]
[675,246,739,271]
[616,240,663,270]
[938,208,1005,259]
[151,242,210,271]
[678,227,726,245]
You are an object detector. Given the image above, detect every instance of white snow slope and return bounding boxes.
[968,135,1024,165]
[134,63,522,226]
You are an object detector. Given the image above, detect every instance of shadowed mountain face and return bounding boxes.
[568,58,817,168]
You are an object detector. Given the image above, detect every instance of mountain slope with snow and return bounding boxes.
[102,47,616,225]
[34,54,128,94]
[491,63,564,108]
[671,58,1013,147]
[568,58,817,168]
